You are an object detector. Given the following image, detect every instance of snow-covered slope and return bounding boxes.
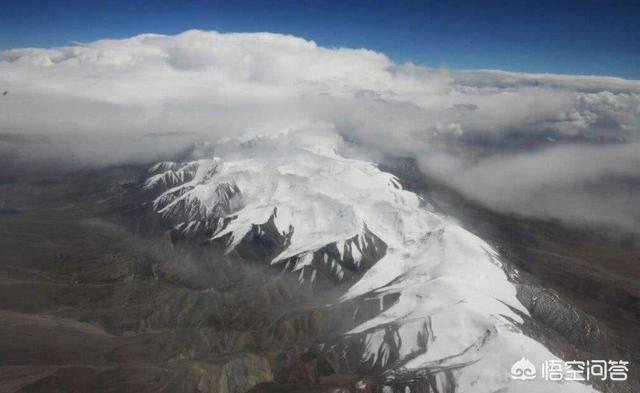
[145,127,597,392]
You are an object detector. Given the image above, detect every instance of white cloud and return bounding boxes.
[0,30,638,231]
[419,143,640,232]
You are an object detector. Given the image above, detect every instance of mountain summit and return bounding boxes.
[144,127,596,392]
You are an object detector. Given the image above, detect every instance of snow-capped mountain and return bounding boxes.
[144,127,597,392]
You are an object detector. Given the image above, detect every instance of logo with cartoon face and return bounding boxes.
[511,357,537,380]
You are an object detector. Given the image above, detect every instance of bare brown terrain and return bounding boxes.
[0,162,637,392]
[0,167,293,392]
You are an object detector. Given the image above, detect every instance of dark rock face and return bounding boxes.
[231,218,387,290]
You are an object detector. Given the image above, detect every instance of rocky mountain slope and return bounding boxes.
[0,128,635,393]
[140,128,603,392]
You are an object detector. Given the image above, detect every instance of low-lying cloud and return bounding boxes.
[420,143,640,232]
[0,30,638,232]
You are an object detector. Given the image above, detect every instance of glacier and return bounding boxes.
[146,126,597,392]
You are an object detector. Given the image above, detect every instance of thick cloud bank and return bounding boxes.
[0,30,639,231]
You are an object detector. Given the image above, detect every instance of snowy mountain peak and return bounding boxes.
[145,127,596,392]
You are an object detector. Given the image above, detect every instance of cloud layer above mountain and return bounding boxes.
[1,30,638,231]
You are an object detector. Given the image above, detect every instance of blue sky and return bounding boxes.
[1,0,638,78]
